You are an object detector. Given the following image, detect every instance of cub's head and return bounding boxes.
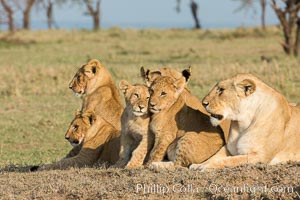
[140,66,191,87]
[119,80,150,117]
[65,111,96,146]
[69,59,104,96]
[202,74,256,126]
[149,76,186,114]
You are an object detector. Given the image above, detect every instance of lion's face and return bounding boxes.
[203,75,256,126]
[69,59,102,96]
[119,81,150,117]
[149,76,186,114]
[65,111,96,146]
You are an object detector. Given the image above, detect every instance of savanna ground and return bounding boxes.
[0,27,299,199]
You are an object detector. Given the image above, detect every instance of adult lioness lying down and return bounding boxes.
[190,73,300,170]
[34,111,120,171]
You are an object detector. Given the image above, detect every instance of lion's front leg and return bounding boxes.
[114,133,133,168]
[63,144,82,160]
[147,133,175,164]
[126,135,148,169]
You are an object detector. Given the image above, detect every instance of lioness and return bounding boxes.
[190,73,300,170]
[34,111,120,171]
[115,81,153,168]
[69,59,123,130]
[147,76,225,169]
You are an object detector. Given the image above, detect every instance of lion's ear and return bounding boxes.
[85,59,101,77]
[119,80,132,94]
[238,79,256,96]
[83,111,97,125]
[182,66,191,82]
[140,66,147,79]
[140,67,161,87]
[174,77,186,96]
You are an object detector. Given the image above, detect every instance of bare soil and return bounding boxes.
[1,162,299,200]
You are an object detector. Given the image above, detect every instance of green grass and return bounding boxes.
[0,27,299,167]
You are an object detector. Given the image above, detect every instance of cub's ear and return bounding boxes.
[140,66,148,79]
[119,80,132,94]
[182,66,191,82]
[140,67,162,87]
[238,79,256,96]
[174,77,186,96]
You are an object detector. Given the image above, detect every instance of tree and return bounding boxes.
[22,0,36,29]
[176,0,201,29]
[0,0,15,32]
[233,0,267,30]
[82,0,101,31]
[271,0,300,56]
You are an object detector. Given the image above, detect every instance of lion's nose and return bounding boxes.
[138,105,144,110]
[202,101,209,108]
[65,136,70,140]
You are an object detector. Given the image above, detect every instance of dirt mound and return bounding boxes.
[0,162,299,199]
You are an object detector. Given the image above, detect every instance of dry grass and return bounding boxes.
[0,27,299,199]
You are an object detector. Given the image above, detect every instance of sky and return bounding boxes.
[3,0,280,30]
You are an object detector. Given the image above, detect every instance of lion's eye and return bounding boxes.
[77,76,81,81]
[218,87,224,95]
[146,96,150,100]
[74,125,79,131]
[161,91,167,96]
[134,93,139,98]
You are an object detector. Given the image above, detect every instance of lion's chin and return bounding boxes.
[133,111,147,117]
[70,139,83,147]
[150,108,160,114]
[210,116,223,127]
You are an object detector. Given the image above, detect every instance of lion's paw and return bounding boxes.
[148,161,175,171]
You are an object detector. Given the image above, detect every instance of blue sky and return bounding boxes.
[10,0,280,30]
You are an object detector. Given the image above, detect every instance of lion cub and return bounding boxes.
[147,76,225,169]
[34,111,120,170]
[114,81,153,169]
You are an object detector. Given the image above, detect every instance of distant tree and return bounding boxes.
[82,0,101,31]
[0,0,15,32]
[233,0,267,30]
[271,0,300,56]
[35,0,66,29]
[22,0,36,29]
[176,0,201,29]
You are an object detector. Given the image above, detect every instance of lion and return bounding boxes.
[33,111,120,171]
[140,66,230,142]
[69,59,123,130]
[146,76,226,170]
[190,73,300,171]
[114,81,153,169]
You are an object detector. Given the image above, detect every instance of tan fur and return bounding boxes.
[190,73,300,171]
[38,111,120,170]
[69,59,123,130]
[114,81,153,169]
[141,66,230,142]
[147,76,225,169]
